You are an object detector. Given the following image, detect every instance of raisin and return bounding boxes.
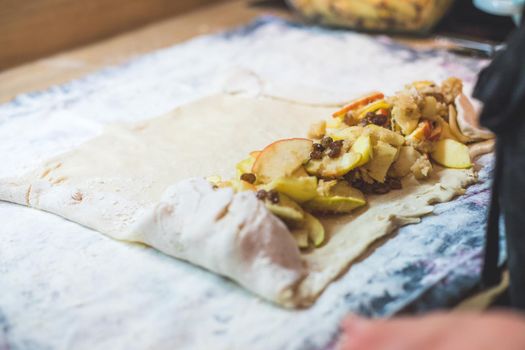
[329,140,344,149]
[355,181,374,194]
[313,143,325,152]
[240,173,256,184]
[328,147,341,158]
[386,177,402,190]
[369,114,387,126]
[350,178,365,190]
[358,118,369,127]
[256,190,267,200]
[321,136,333,148]
[343,170,356,182]
[372,182,390,194]
[268,190,280,204]
[310,150,323,160]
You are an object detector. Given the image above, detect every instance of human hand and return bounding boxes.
[338,311,525,350]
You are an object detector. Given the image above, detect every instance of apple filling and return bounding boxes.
[207,77,476,250]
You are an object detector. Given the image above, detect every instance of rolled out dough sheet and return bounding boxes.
[0,94,476,307]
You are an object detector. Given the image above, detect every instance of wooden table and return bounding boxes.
[0,0,506,309]
[0,0,290,103]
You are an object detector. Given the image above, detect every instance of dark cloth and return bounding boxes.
[473,14,525,310]
[501,127,525,310]
[474,25,525,133]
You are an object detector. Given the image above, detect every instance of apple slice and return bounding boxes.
[391,145,422,177]
[252,138,313,183]
[261,176,318,203]
[291,229,309,249]
[305,196,365,214]
[405,120,432,143]
[305,212,325,247]
[364,140,399,183]
[316,179,338,196]
[431,138,472,169]
[235,156,256,177]
[355,100,391,120]
[440,119,459,141]
[365,124,405,147]
[326,116,345,131]
[304,181,366,214]
[407,120,443,142]
[264,194,305,227]
[350,134,373,167]
[390,95,420,135]
[291,166,309,177]
[328,126,364,142]
[249,150,261,158]
[290,213,325,248]
[332,91,385,119]
[305,151,362,178]
[448,104,471,144]
[429,123,442,141]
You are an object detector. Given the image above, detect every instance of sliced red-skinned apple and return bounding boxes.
[377,108,390,116]
[406,121,432,143]
[252,138,313,183]
[249,150,261,158]
[429,123,442,141]
[332,91,385,119]
[405,114,456,144]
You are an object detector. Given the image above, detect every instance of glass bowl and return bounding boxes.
[286,0,456,34]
